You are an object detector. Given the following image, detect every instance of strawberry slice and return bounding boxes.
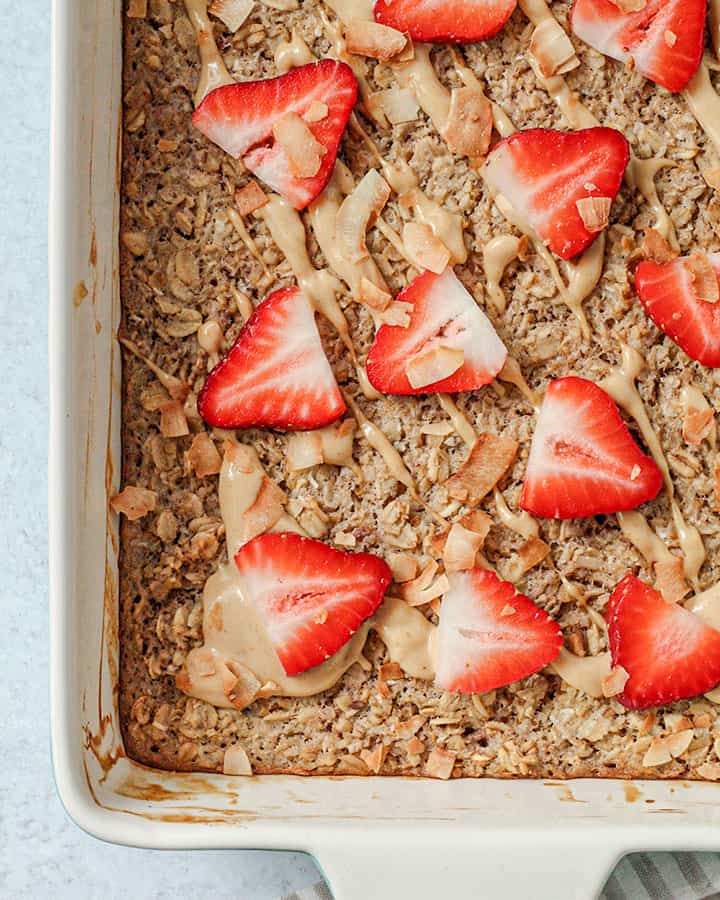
[482,127,629,260]
[607,574,720,710]
[570,0,705,94]
[521,377,663,519]
[365,268,507,395]
[234,532,391,676]
[374,0,517,44]
[635,253,720,368]
[192,60,357,210]
[197,286,346,431]
[436,569,562,694]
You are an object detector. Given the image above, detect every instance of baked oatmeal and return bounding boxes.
[116,0,720,780]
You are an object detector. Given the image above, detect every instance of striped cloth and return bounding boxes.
[282,854,720,900]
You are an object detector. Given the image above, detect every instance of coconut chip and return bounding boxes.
[223,744,253,776]
[209,0,253,32]
[642,729,694,768]
[402,222,451,274]
[110,485,157,520]
[505,536,551,581]
[653,556,690,603]
[358,276,393,311]
[401,560,450,607]
[187,432,222,477]
[224,444,287,544]
[443,522,488,572]
[425,747,457,780]
[337,169,391,264]
[685,252,720,304]
[360,743,388,774]
[223,659,262,709]
[683,406,714,446]
[406,346,465,390]
[158,400,189,438]
[345,19,407,60]
[234,181,268,216]
[601,665,629,698]
[640,228,678,265]
[441,86,493,159]
[287,431,324,472]
[370,87,419,125]
[303,100,329,123]
[287,419,356,471]
[127,0,147,17]
[272,113,326,178]
[529,18,580,78]
[697,762,720,780]
[388,552,418,583]
[576,196,612,232]
[445,433,519,505]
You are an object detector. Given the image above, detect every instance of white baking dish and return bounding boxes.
[48,2,720,897]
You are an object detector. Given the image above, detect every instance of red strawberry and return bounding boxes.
[234,532,391,676]
[482,128,629,260]
[435,569,562,694]
[198,286,346,431]
[192,60,357,210]
[607,574,720,710]
[365,268,507,395]
[374,0,517,43]
[635,253,720,368]
[521,377,663,519]
[570,0,705,94]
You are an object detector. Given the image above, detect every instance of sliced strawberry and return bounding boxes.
[482,127,629,260]
[607,574,720,710]
[192,60,357,210]
[365,268,507,395]
[570,0,705,94]
[235,532,391,676]
[374,0,517,43]
[435,569,562,694]
[521,377,663,519]
[635,253,720,368]
[197,286,346,431]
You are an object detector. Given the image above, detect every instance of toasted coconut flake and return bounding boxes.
[287,431,324,472]
[566,631,586,657]
[507,536,550,581]
[371,87,419,125]
[110,485,157,520]
[223,659,262,709]
[576,196,612,232]
[441,86,493,158]
[684,407,714,446]
[319,419,356,466]
[334,531,356,548]
[445,433,519,505]
[443,522,485,572]
[653,557,690,603]
[401,560,450,607]
[127,0,147,17]
[209,0,253,32]
[234,181,268,216]
[337,169,391,263]
[223,744,253,776]
[602,665,629,698]
[640,228,678,265]
[406,345,465,389]
[272,113,326,179]
[665,713,694,733]
[388,552,418,583]
[358,276,392,311]
[402,222,451,273]
[642,729,694,768]
[703,167,720,190]
[345,19,407,60]
[685,252,720,304]
[425,747,456,780]
[379,301,413,328]
[395,714,426,737]
[304,100,329,123]
[697,762,720,780]
[529,19,580,78]
[360,743,388,773]
[405,736,425,755]
[159,400,190,438]
[187,433,222,477]
[380,662,404,682]
[639,711,656,735]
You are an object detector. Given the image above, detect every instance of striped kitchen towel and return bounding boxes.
[283,853,720,899]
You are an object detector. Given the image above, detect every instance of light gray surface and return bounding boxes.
[0,2,322,897]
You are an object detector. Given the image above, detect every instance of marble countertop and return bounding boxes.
[0,2,319,896]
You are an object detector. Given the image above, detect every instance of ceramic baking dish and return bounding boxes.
[48,1,720,897]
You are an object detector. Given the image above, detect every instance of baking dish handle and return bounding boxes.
[314,831,621,900]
